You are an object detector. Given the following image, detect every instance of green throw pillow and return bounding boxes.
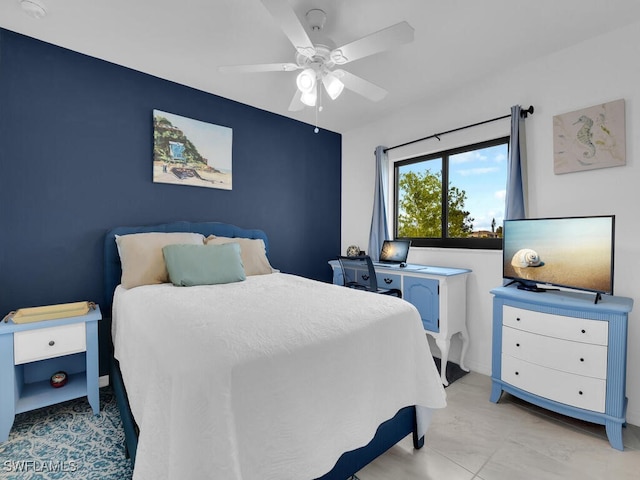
[162,243,246,286]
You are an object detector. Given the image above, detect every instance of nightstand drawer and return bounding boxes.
[14,322,86,365]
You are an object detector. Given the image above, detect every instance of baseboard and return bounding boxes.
[626,407,639,427]
[465,360,490,377]
[99,375,110,388]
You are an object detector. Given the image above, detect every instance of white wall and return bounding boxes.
[342,21,640,425]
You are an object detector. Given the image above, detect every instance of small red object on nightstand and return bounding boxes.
[50,371,68,388]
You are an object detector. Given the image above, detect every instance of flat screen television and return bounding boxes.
[502,215,615,298]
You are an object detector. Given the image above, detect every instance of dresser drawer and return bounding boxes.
[503,305,608,345]
[376,272,401,290]
[502,326,607,379]
[502,353,606,412]
[14,322,86,365]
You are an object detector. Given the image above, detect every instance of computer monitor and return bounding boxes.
[379,240,411,264]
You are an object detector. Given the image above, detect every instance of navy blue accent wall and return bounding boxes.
[0,30,341,373]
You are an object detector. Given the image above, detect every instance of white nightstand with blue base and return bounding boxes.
[0,306,101,442]
[330,260,471,385]
[490,287,632,450]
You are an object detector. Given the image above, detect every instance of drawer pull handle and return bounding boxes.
[362,274,369,281]
[515,371,519,375]
[579,391,583,395]
[516,343,520,347]
[384,278,392,284]
[48,340,55,346]
[581,329,586,334]
[580,358,585,362]
[516,317,521,322]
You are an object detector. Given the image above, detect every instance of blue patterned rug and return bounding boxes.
[0,387,132,479]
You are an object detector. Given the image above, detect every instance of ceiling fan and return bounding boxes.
[219,0,414,112]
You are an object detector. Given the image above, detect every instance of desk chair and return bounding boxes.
[337,255,402,298]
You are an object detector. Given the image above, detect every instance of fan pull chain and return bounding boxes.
[314,105,319,133]
[314,83,321,133]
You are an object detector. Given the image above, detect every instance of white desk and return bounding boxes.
[329,260,471,385]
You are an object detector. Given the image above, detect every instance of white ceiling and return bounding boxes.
[2,0,640,134]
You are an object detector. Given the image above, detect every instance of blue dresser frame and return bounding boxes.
[490,286,633,450]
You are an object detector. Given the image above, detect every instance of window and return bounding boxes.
[394,137,509,249]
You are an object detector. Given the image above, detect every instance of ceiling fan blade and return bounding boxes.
[288,90,305,111]
[330,21,414,65]
[260,0,316,58]
[335,70,388,102]
[219,63,299,74]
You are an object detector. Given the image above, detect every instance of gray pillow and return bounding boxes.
[162,243,246,287]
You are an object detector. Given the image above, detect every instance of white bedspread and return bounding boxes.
[112,273,446,480]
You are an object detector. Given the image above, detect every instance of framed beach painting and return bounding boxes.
[553,99,625,174]
[153,110,233,190]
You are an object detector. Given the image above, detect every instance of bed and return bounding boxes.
[103,221,446,480]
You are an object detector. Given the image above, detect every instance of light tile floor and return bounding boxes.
[356,372,640,480]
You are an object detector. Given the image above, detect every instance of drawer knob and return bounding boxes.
[48,340,55,346]
[362,274,370,281]
[516,317,521,322]
[515,371,519,375]
[384,278,392,284]
[516,343,520,347]
[579,391,583,395]
[581,329,586,334]
[580,358,585,362]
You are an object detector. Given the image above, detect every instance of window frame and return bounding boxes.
[393,136,509,250]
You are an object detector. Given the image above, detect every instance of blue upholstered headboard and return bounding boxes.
[103,221,269,310]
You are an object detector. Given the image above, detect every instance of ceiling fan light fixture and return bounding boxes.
[296,68,316,93]
[226,2,415,116]
[300,89,317,107]
[322,73,344,100]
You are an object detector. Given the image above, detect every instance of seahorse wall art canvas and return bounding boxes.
[153,110,233,190]
[553,99,625,174]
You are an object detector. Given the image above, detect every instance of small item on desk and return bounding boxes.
[346,245,361,257]
[50,371,68,388]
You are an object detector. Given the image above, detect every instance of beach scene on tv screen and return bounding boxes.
[503,217,613,293]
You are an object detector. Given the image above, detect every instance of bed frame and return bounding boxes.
[103,221,424,479]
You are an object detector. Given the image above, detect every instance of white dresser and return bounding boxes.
[490,287,633,450]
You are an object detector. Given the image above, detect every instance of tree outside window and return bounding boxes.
[394,137,509,249]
